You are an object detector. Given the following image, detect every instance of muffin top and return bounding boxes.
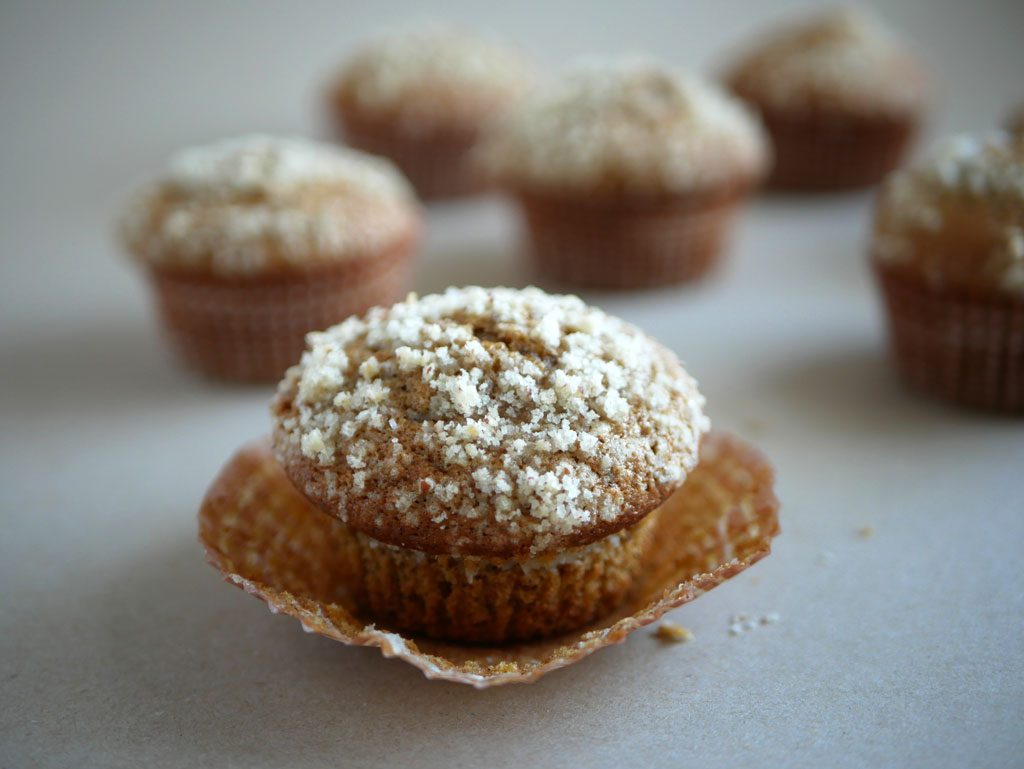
[479,59,768,196]
[272,286,709,557]
[725,8,929,117]
[872,132,1024,295]
[331,27,535,136]
[120,135,419,277]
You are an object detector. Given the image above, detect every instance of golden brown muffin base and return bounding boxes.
[343,509,659,643]
[148,240,414,382]
[751,105,917,191]
[199,431,780,686]
[875,264,1024,411]
[336,108,485,200]
[515,186,750,290]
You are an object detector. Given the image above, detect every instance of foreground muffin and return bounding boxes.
[329,27,535,199]
[725,8,929,191]
[480,60,768,289]
[271,287,709,642]
[120,134,421,381]
[871,132,1024,410]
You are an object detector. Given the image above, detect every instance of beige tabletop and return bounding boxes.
[2,2,1022,767]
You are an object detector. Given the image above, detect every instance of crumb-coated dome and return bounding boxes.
[872,132,1024,294]
[272,286,709,557]
[331,27,535,135]
[120,135,419,277]
[725,8,929,117]
[479,59,768,196]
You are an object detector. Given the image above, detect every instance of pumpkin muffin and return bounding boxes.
[479,59,768,289]
[271,286,710,642]
[725,7,930,191]
[871,132,1024,410]
[328,27,535,199]
[120,134,421,382]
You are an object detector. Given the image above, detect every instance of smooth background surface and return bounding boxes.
[2,2,1022,767]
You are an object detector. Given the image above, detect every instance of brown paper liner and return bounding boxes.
[149,245,413,383]
[874,265,1024,411]
[756,108,917,191]
[338,111,485,200]
[516,188,748,290]
[198,432,780,687]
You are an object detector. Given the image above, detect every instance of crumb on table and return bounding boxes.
[655,622,695,643]
[857,525,875,539]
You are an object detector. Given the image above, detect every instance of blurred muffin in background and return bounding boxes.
[479,59,768,289]
[1007,102,1024,135]
[329,27,536,199]
[725,7,930,191]
[871,132,1024,411]
[120,134,421,382]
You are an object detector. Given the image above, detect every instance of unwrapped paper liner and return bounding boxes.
[199,432,780,687]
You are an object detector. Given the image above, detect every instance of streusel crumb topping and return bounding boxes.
[334,27,535,133]
[873,132,1024,293]
[273,286,708,553]
[479,59,767,194]
[120,135,418,276]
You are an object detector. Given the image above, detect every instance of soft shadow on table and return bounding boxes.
[72,537,641,766]
[759,343,1014,439]
[0,315,268,418]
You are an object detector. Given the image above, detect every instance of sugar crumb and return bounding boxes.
[655,622,695,643]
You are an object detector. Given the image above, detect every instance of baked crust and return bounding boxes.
[271,287,709,557]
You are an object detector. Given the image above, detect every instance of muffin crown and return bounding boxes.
[725,8,929,116]
[332,27,535,135]
[479,59,768,195]
[120,135,419,276]
[272,286,709,556]
[872,132,1024,294]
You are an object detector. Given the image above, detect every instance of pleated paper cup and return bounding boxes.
[875,264,1024,411]
[199,431,780,687]
[149,243,414,383]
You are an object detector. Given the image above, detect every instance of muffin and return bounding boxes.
[328,27,535,199]
[871,132,1024,410]
[479,60,769,289]
[1007,103,1024,135]
[725,7,930,191]
[271,286,710,643]
[120,134,421,382]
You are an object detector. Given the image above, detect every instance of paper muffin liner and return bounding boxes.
[875,265,1024,411]
[199,431,780,687]
[339,112,485,200]
[757,108,917,191]
[148,245,413,383]
[516,188,748,290]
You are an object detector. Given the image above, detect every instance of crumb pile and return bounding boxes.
[873,132,1024,293]
[334,27,535,131]
[481,59,767,194]
[727,8,927,115]
[274,286,709,554]
[121,135,417,276]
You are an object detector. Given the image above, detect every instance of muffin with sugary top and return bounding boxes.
[272,286,709,641]
[480,59,768,288]
[120,134,421,381]
[725,7,930,191]
[329,27,536,199]
[871,132,1024,410]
